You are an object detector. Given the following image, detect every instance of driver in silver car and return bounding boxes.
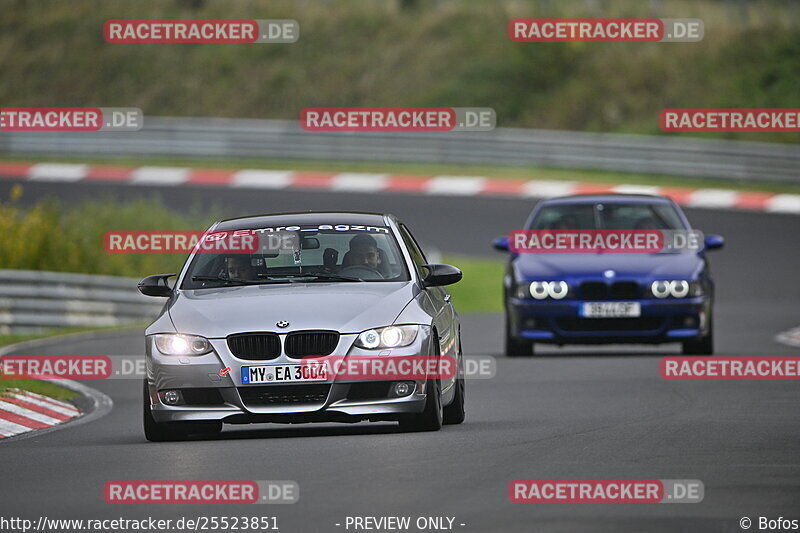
[343,234,382,272]
[226,255,256,280]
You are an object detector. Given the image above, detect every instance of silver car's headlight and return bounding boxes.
[651,280,702,299]
[153,334,213,355]
[355,325,420,349]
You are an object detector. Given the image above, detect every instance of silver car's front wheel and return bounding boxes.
[398,332,444,432]
[399,377,442,432]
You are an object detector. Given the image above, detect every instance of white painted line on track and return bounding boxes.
[232,169,293,189]
[28,163,88,182]
[130,166,190,186]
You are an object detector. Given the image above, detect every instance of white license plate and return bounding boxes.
[580,302,641,318]
[241,363,327,384]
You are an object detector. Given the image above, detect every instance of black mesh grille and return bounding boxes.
[227,333,281,360]
[347,381,393,400]
[179,388,225,406]
[239,384,331,406]
[580,281,641,300]
[556,317,663,332]
[285,331,339,358]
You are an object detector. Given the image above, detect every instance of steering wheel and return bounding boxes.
[338,265,385,280]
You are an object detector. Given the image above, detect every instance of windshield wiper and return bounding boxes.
[190,275,293,285]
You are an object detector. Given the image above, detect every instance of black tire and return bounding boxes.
[682,315,714,355]
[399,332,444,432]
[505,317,534,357]
[443,337,465,425]
[442,374,465,425]
[143,380,222,442]
[399,376,443,432]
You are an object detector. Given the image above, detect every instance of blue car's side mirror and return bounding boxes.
[492,236,510,252]
[704,234,724,250]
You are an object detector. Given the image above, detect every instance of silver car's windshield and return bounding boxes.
[528,202,685,230]
[181,226,410,289]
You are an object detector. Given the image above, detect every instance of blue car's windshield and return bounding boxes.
[181,226,410,289]
[528,202,685,230]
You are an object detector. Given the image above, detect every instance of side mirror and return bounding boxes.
[492,236,510,252]
[138,274,175,297]
[704,234,724,250]
[421,264,462,287]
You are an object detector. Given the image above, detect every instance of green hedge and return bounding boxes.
[2,0,799,142]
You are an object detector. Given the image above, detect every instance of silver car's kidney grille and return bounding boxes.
[227,333,281,360]
[285,331,339,358]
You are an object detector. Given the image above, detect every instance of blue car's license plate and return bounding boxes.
[580,302,641,318]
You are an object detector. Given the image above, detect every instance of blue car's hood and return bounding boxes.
[514,253,704,280]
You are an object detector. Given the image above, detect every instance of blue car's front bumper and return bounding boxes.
[507,296,710,344]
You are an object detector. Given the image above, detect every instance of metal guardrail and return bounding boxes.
[0,270,163,334]
[1,117,799,183]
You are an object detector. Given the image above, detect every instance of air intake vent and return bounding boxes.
[239,384,331,406]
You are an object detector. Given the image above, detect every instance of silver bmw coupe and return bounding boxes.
[138,212,465,441]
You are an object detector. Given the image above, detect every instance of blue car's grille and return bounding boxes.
[579,281,641,300]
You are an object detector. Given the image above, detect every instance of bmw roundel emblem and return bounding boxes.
[276,320,290,328]
[603,270,615,278]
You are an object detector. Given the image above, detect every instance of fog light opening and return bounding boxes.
[160,390,182,405]
[391,381,415,398]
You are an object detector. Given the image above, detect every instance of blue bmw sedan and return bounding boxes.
[493,194,724,356]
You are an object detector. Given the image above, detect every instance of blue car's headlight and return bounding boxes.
[651,280,702,298]
[153,334,213,355]
[517,281,570,300]
[355,325,420,349]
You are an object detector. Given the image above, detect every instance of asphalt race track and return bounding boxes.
[1,179,799,533]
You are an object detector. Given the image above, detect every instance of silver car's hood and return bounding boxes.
[168,281,417,338]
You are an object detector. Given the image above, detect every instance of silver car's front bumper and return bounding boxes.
[146,327,435,424]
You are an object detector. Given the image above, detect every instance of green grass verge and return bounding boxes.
[0,324,148,402]
[0,380,78,401]
[3,154,800,195]
[0,324,146,349]
[443,255,505,314]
